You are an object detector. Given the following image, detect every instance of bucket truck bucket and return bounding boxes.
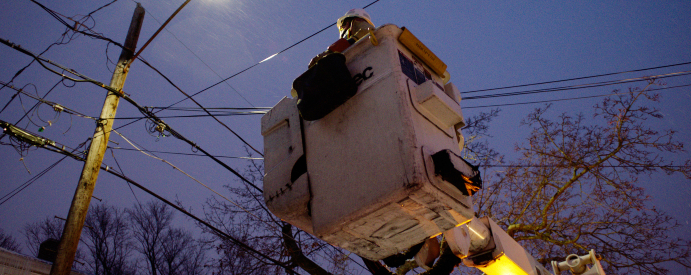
[261,24,480,260]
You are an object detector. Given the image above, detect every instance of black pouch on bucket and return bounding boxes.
[292,53,357,121]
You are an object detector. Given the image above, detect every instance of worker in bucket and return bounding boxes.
[293,9,375,120]
[308,8,375,68]
[338,8,375,41]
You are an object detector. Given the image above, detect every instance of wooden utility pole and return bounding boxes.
[50,4,144,275]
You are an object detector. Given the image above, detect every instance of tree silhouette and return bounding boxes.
[475,81,691,274]
[127,201,173,275]
[82,204,136,275]
[0,227,21,252]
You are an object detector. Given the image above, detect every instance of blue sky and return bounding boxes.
[1,0,690,273]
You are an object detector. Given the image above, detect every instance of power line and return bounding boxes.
[0,121,295,271]
[8,1,268,157]
[24,0,284,158]
[0,157,66,207]
[2,34,263,156]
[128,0,190,68]
[110,132,366,273]
[0,136,87,207]
[138,4,255,107]
[3,119,346,273]
[29,0,127,49]
[109,148,143,206]
[0,38,122,93]
[107,113,266,119]
[462,83,691,109]
[484,164,689,168]
[109,146,262,160]
[111,128,264,225]
[157,0,382,112]
[462,61,691,94]
[17,0,384,159]
[53,148,296,272]
[102,166,296,273]
[110,132,366,272]
[119,1,266,156]
[135,57,264,156]
[0,80,97,121]
[0,21,86,114]
[0,80,62,140]
[462,71,691,101]
[153,106,271,111]
[0,39,264,193]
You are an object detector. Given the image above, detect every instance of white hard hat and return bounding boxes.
[337,8,374,30]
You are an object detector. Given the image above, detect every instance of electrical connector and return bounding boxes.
[53,104,64,113]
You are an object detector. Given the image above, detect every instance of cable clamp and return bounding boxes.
[96,118,108,127]
[53,104,64,113]
[155,122,167,134]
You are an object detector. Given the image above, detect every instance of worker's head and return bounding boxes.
[337,9,375,39]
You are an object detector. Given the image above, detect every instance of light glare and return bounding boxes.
[260,53,278,63]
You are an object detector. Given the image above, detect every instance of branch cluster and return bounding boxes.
[477,84,691,274]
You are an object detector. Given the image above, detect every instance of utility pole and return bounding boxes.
[50,4,144,275]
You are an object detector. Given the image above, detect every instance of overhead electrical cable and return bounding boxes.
[128,0,190,67]
[484,164,690,168]
[58,151,294,272]
[0,80,62,141]
[111,129,262,221]
[109,148,143,206]
[109,147,262,160]
[111,130,322,257]
[0,80,97,121]
[0,33,78,114]
[108,117,363,272]
[155,106,272,111]
[463,61,691,94]
[112,130,362,270]
[27,0,263,151]
[0,157,67,207]
[462,71,691,101]
[0,137,88,207]
[29,0,128,49]
[138,6,254,107]
[0,38,119,91]
[462,83,691,109]
[136,57,264,156]
[157,0,382,112]
[19,1,269,156]
[102,113,266,119]
[0,38,264,192]
[21,0,379,160]
[0,121,294,271]
[102,166,292,271]
[6,123,314,273]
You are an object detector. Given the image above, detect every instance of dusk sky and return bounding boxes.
[1,0,690,273]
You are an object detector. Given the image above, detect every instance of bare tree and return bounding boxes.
[0,227,21,252]
[22,216,85,268]
[179,236,210,275]
[82,204,136,275]
[475,81,691,274]
[127,201,173,275]
[200,156,355,275]
[157,228,209,275]
[23,217,64,256]
[460,108,503,166]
